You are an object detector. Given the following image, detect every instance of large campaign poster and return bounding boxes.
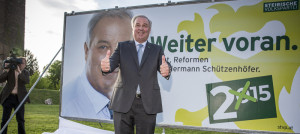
[61,0,300,133]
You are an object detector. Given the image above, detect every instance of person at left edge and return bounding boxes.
[0,57,30,134]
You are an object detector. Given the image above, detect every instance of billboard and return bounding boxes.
[60,0,300,133]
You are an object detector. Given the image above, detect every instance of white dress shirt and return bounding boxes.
[61,66,111,120]
[134,40,147,52]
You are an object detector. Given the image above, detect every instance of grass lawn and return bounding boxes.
[0,104,59,134]
[0,104,236,134]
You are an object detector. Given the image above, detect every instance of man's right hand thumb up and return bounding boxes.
[101,50,111,72]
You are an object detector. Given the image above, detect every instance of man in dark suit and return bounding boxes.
[0,57,30,134]
[101,15,171,134]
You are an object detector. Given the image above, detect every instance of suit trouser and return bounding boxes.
[113,96,157,134]
[1,94,25,134]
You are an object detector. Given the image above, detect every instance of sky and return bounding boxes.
[25,0,193,73]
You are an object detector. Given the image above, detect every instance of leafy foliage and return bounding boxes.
[24,49,39,76]
[27,72,50,89]
[47,60,61,90]
[29,89,60,104]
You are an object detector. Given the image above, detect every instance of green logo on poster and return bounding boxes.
[206,75,277,124]
[264,1,298,12]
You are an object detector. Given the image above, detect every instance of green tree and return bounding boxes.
[27,71,39,88]
[24,49,39,76]
[27,72,50,89]
[38,77,51,89]
[47,60,61,90]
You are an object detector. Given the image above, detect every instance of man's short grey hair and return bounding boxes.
[86,9,133,47]
[131,15,152,29]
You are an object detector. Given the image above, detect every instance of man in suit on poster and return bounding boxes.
[101,15,171,134]
[62,9,132,120]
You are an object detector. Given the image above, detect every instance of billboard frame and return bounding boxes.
[59,0,295,133]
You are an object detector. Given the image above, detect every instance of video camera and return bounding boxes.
[3,51,23,70]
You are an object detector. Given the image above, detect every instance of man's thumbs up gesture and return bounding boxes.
[160,55,169,77]
[101,50,111,72]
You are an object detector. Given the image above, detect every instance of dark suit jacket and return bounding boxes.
[105,40,171,114]
[0,69,30,104]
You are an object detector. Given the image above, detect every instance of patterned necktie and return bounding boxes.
[136,44,144,95]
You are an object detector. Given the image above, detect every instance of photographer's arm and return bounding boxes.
[17,67,30,84]
[0,63,10,82]
[0,69,9,82]
[18,70,29,84]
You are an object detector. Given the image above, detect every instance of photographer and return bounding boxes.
[0,57,30,134]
